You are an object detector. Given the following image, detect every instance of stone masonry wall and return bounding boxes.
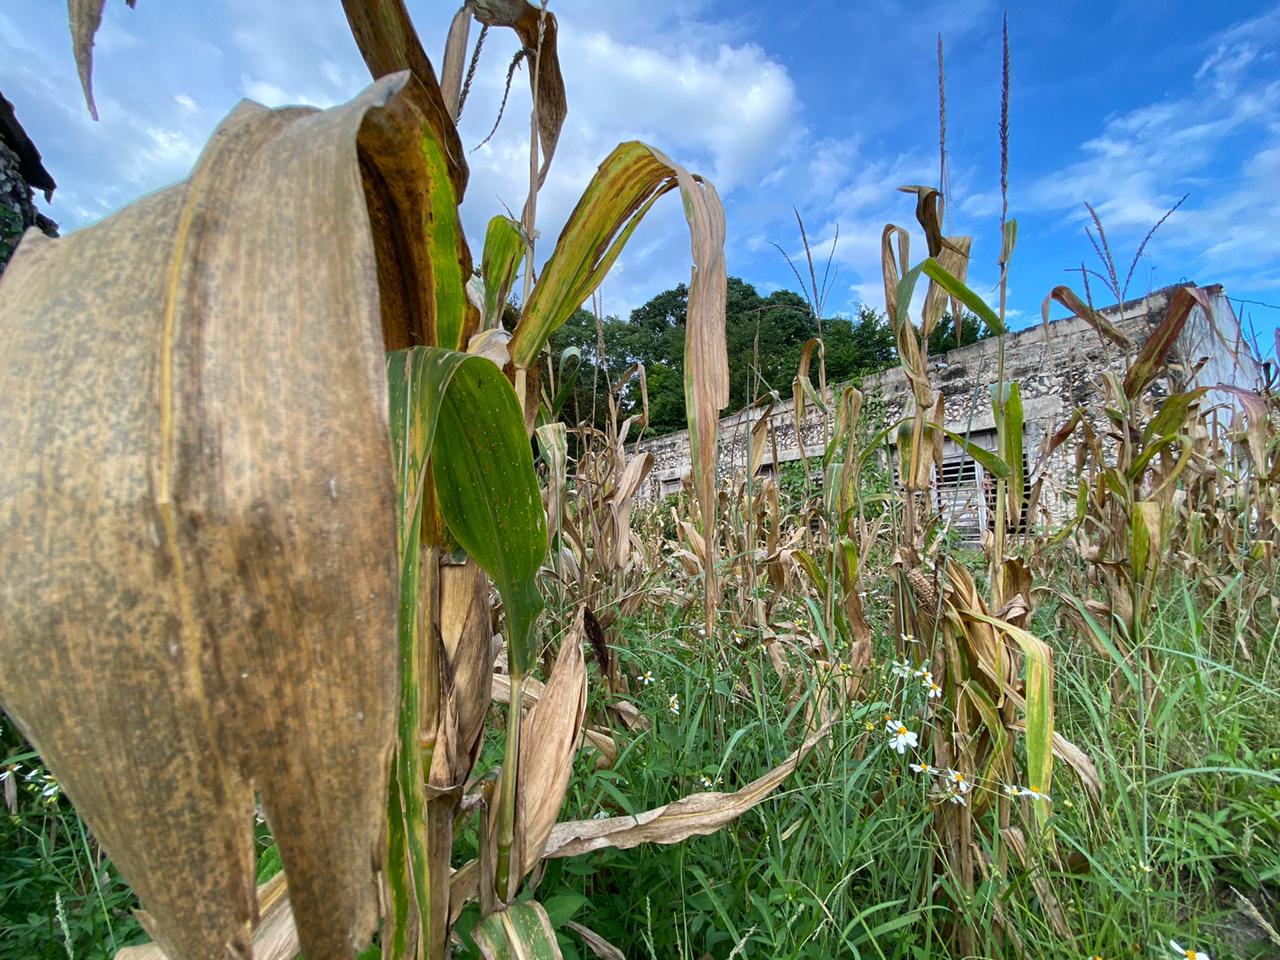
[635,283,1261,529]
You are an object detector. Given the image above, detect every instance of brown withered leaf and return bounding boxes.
[542,717,834,859]
[117,874,297,960]
[68,0,138,120]
[488,610,588,886]
[473,0,568,185]
[565,921,627,960]
[1042,285,1133,351]
[438,558,498,787]
[341,0,470,195]
[0,75,451,959]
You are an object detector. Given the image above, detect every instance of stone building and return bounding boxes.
[636,283,1264,539]
[0,91,58,275]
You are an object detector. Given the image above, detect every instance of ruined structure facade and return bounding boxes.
[636,284,1263,538]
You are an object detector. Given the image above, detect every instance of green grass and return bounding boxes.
[513,573,1280,960]
[4,572,1278,959]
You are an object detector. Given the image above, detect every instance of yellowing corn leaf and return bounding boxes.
[0,76,439,959]
[792,338,827,462]
[473,901,564,960]
[749,395,778,477]
[507,142,726,633]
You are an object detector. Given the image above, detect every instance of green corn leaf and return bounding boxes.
[941,429,1012,480]
[473,901,565,959]
[996,382,1024,523]
[546,345,582,422]
[1139,387,1207,449]
[971,612,1054,823]
[481,215,525,329]
[388,344,547,672]
[428,353,548,675]
[793,549,829,598]
[920,257,1005,335]
[1000,218,1018,265]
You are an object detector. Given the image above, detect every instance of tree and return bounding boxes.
[546,279,911,436]
[928,310,991,356]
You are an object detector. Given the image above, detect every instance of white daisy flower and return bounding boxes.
[945,769,972,794]
[32,772,59,801]
[886,720,918,754]
[945,787,968,805]
[699,775,714,789]
[923,675,943,698]
[909,762,934,775]
[639,670,655,686]
[901,632,918,645]
[1169,939,1210,960]
[1004,783,1020,796]
[1017,784,1051,802]
[891,659,913,679]
[668,693,681,716]
[913,661,931,678]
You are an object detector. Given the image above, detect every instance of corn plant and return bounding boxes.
[0,2,855,959]
[875,180,1106,954]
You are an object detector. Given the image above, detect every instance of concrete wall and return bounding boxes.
[635,283,1263,529]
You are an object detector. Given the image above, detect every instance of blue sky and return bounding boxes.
[2,1,1278,355]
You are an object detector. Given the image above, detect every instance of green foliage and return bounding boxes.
[546,278,900,435]
[0,717,147,960]
[486,577,1278,960]
[926,310,991,355]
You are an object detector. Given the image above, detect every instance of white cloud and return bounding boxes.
[1030,6,1280,292]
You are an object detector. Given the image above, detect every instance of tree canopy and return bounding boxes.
[544,276,990,436]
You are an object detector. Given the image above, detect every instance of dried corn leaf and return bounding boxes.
[68,0,135,120]
[117,874,297,960]
[0,76,428,959]
[542,717,833,859]
[488,612,587,883]
[565,921,626,960]
[472,1,567,186]
[341,0,470,195]
[1124,285,1212,399]
[1041,285,1132,350]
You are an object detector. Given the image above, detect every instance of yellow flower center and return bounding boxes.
[897,725,908,735]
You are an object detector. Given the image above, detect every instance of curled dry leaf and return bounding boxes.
[488,610,588,889]
[565,921,626,960]
[0,74,460,959]
[68,0,129,120]
[542,717,834,859]
[472,0,567,186]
